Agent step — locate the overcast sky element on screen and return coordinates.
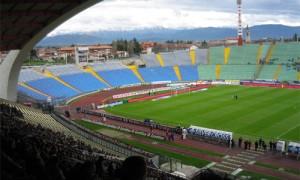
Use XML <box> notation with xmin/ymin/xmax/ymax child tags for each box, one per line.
<box><xmin>49</xmin><ymin>0</ymin><xmax>300</xmax><ymax>36</ymax></box>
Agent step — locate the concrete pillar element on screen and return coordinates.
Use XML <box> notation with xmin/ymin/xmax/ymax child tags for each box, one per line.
<box><xmin>0</xmin><ymin>0</ymin><xmax>100</xmax><ymax>102</ymax></box>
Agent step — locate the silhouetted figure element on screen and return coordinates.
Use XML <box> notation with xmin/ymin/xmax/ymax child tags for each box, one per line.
<box><xmin>120</xmin><ymin>156</ymin><xmax>146</xmax><ymax>180</ymax></box>
<box><xmin>238</xmin><ymin>137</ymin><xmax>243</xmax><ymax>148</ymax></box>
<box><xmin>248</xmin><ymin>140</ymin><xmax>252</xmax><ymax>150</ymax></box>
<box><xmin>273</xmin><ymin>142</ymin><xmax>277</xmax><ymax>151</ymax></box>
<box><xmin>269</xmin><ymin>141</ymin><xmax>273</xmax><ymax>151</ymax></box>
<box><xmin>244</xmin><ymin>140</ymin><xmax>248</xmax><ymax>150</ymax></box>
<box><xmin>263</xmin><ymin>143</ymin><xmax>267</xmax><ymax>151</ymax></box>
<box><xmin>259</xmin><ymin>138</ymin><xmax>263</xmax><ymax>148</ymax></box>
<box><xmin>255</xmin><ymin>141</ymin><xmax>258</xmax><ymax>151</ymax></box>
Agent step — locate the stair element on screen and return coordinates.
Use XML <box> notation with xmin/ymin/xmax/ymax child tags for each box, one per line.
<box><xmin>273</xmin><ymin>64</ymin><xmax>282</xmax><ymax>80</ymax></box>
<box><xmin>215</xmin><ymin>64</ymin><xmax>221</xmax><ymax>80</ymax></box>
<box><xmin>189</xmin><ymin>49</ymin><xmax>196</xmax><ymax>65</ymax></box>
<box><xmin>256</xmin><ymin>43</ymin><xmax>263</xmax><ymax>64</ymax></box>
<box><xmin>42</xmin><ymin>69</ymin><xmax>81</xmax><ymax>93</ymax></box>
<box><xmin>173</xmin><ymin>65</ymin><xmax>182</xmax><ymax>81</ymax></box>
<box><xmin>156</xmin><ymin>53</ymin><xmax>165</xmax><ymax>67</ymax></box>
<box><xmin>224</xmin><ymin>47</ymin><xmax>231</xmax><ymax>64</ymax></box>
<box><xmin>265</xmin><ymin>42</ymin><xmax>276</xmax><ymax>64</ymax></box>
<box><xmin>127</xmin><ymin>65</ymin><xmax>145</xmax><ymax>83</ymax></box>
<box><xmin>210</xmin><ymin>166</ymin><xmax>232</xmax><ymax>174</ymax></box>
<box><xmin>80</xmin><ymin>65</ymin><xmax>111</xmax><ymax>87</ymax></box>
<box><xmin>18</xmin><ymin>82</ymin><xmax>51</xmax><ymax>98</ymax></box>
<box><xmin>254</xmin><ymin>64</ymin><xmax>263</xmax><ymax>80</ymax></box>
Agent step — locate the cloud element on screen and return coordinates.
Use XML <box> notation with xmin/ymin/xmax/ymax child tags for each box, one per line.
<box><xmin>49</xmin><ymin>0</ymin><xmax>300</xmax><ymax>36</ymax></box>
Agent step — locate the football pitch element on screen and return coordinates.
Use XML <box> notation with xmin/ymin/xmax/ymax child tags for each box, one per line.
<box><xmin>105</xmin><ymin>86</ymin><xmax>300</xmax><ymax>141</ymax></box>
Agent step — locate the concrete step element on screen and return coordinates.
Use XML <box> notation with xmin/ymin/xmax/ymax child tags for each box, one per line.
<box><xmin>215</xmin><ymin>163</ymin><xmax>237</xmax><ymax>171</ymax></box>
<box><xmin>231</xmin><ymin>156</ymin><xmax>251</xmax><ymax>162</ymax></box>
<box><xmin>225</xmin><ymin>158</ymin><xmax>246</xmax><ymax>165</ymax></box>
<box><xmin>210</xmin><ymin>167</ymin><xmax>232</xmax><ymax>174</ymax></box>
<box><xmin>240</xmin><ymin>151</ymin><xmax>260</xmax><ymax>157</ymax></box>
<box><xmin>237</xmin><ymin>153</ymin><xmax>256</xmax><ymax>160</ymax></box>
<box><xmin>221</xmin><ymin>161</ymin><xmax>242</xmax><ymax>168</ymax></box>
<box><xmin>231</xmin><ymin>168</ymin><xmax>243</xmax><ymax>176</ymax></box>
<box><xmin>246</xmin><ymin>149</ymin><xmax>265</xmax><ymax>155</ymax></box>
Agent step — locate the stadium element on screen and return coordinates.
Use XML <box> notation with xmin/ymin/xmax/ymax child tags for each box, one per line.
<box><xmin>1</xmin><ymin>0</ymin><xmax>300</xmax><ymax>180</ymax></box>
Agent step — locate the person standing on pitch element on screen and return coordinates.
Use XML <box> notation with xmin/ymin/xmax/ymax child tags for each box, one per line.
<box><xmin>255</xmin><ymin>140</ymin><xmax>258</xmax><ymax>151</ymax></box>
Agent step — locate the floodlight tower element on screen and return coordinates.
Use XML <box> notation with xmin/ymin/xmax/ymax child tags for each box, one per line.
<box><xmin>237</xmin><ymin>0</ymin><xmax>243</xmax><ymax>46</ymax></box>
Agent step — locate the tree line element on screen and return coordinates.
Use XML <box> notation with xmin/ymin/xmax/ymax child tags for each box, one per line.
<box><xmin>112</xmin><ymin>38</ymin><xmax>141</xmax><ymax>56</ymax></box>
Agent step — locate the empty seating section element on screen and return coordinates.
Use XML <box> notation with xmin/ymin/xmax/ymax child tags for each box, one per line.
<box><xmin>18</xmin><ymin>69</ymin><xmax>44</xmax><ymax>82</ymax></box>
<box><xmin>17</xmin><ymin>43</ymin><xmax>299</xmax><ymax>101</ymax></box>
<box><xmin>47</xmin><ymin>64</ymin><xmax>81</xmax><ymax>76</ymax></box>
<box><xmin>195</xmin><ymin>49</ymin><xmax>208</xmax><ymax>64</ymax></box>
<box><xmin>258</xmin><ymin>65</ymin><xmax>277</xmax><ymax>80</ymax></box>
<box><xmin>92</xmin><ymin>61</ymin><xmax>126</xmax><ymax>71</ymax></box>
<box><xmin>139</xmin><ymin>66</ymin><xmax>178</xmax><ymax>82</ymax></box>
<box><xmin>229</xmin><ymin>45</ymin><xmax>258</xmax><ymax>64</ymax></box>
<box><xmin>160</xmin><ymin>52</ymin><xmax>176</xmax><ymax>66</ymax></box>
<box><xmin>198</xmin><ymin>65</ymin><xmax>216</xmax><ymax>80</ymax></box>
<box><xmin>141</xmin><ymin>54</ymin><xmax>160</xmax><ymax>67</ymax></box>
<box><xmin>220</xmin><ymin>65</ymin><xmax>256</xmax><ymax>80</ymax></box>
<box><xmin>162</xmin><ymin>50</ymin><xmax>191</xmax><ymax>66</ymax></box>
<box><xmin>18</xmin><ymin>85</ymin><xmax>48</xmax><ymax>100</ymax></box>
<box><xmin>180</xmin><ymin>65</ymin><xmax>199</xmax><ymax>81</ymax></box>
<box><xmin>279</xmin><ymin>65</ymin><xmax>297</xmax><ymax>81</ymax></box>
<box><xmin>60</xmin><ymin>73</ymin><xmax>107</xmax><ymax>92</ymax></box>
<box><xmin>209</xmin><ymin>46</ymin><xmax>224</xmax><ymax>64</ymax></box>
<box><xmin>98</xmin><ymin>69</ymin><xmax>140</xmax><ymax>86</ymax></box>
<box><xmin>27</xmin><ymin>78</ymin><xmax>78</xmax><ymax>98</ymax></box>
<box><xmin>270</xmin><ymin>42</ymin><xmax>300</xmax><ymax>64</ymax></box>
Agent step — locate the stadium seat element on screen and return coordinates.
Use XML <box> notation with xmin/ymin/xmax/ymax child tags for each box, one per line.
<box><xmin>219</xmin><ymin>65</ymin><xmax>256</xmax><ymax>80</ymax></box>
<box><xmin>270</xmin><ymin>42</ymin><xmax>300</xmax><ymax>64</ymax></box>
<box><xmin>195</xmin><ymin>49</ymin><xmax>208</xmax><ymax>64</ymax></box>
<box><xmin>27</xmin><ymin>78</ymin><xmax>78</xmax><ymax>99</ymax></box>
<box><xmin>60</xmin><ymin>73</ymin><xmax>108</xmax><ymax>92</ymax></box>
<box><xmin>209</xmin><ymin>46</ymin><xmax>224</xmax><ymax>64</ymax></box>
<box><xmin>180</xmin><ymin>65</ymin><xmax>199</xmax><ymax>81</ymax></box>
<box><xmin>198</xmin><ymin>65</ymin><xmax>216</xmax><ymax>80</ymax></box>
<box><xmin>228</xmin><ymin>44</ymin><xmax>259</xmax><ymax>64</ymax></box>
<box><xmin>17</xmin><ymin>85</ymin><xmax>48</xmax><ymax>100</ymax></box>
<box><xmin>97</xmin><ymin>69</ymin><xmax>141</xmax><ymax>87</ymax></box>
<box><xmin>141</xmin><ymin>53</ymin><xmax>161</xmax><ymax>67</ymax></box>
<box><xmin>258</xmin><ymin>65</ymin><xmax>277</xmax><ymax>80</ymax></box>
<box><xmin>138</xmin><ymin>66</ymin><xmax>178</xmax><ymax>82</ymax></box>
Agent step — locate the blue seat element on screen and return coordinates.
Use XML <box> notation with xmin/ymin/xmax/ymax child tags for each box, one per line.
<box><xmin>180</xmin><ymin>65</ymin><xmax>199</xmax><ymax>81</ymax></box>
<box><xmin>27</xmin><ymin>78</ymin><xmax>78</xmax><ymax>99</ymax></box>
<box><xmin>139</xmin><ymin>66</ymin><xmax>178</xmax><ymax>82</ymax></box>
<box><xmin>60</xmin><ymin>73</ymin><xmax>107</xmax><ymax>92</ymax></box>
<box><xmin>18</xmin><ymin>85</ymin><xmax>48</xmax><ymax>100</ymax></box>
<box><xmin>98</xmin><ymin>69</ymin><xmax>140</xmax><ymax>87</ymax></box>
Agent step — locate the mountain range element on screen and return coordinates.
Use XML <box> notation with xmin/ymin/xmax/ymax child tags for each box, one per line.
<box><xmin>37</xmin><ymin>25</ymin><xmax>300</xmax><ymax>47</ymax></box>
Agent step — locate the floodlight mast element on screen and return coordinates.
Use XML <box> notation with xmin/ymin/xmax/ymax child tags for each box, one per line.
<box><xmin>237</xmin><ymin>0</ymin><xmax>243</xmax><ymax>46</ymax></box>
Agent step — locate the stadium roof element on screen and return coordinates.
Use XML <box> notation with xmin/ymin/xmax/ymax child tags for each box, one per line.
<box><xmin>0</xmin><ymin>0</ymin><xmax>100</xmax><ymax>51</ymax></box>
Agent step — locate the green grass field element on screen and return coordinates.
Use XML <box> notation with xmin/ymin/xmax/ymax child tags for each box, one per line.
<box><xmin>106</xmin><ymin>86</ymin><xmax>300</xmax><ymax>141</ymax></box>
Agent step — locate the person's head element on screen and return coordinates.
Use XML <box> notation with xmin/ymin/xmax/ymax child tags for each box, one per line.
<box><xmin>121</xmin><ymin>156</ymin><xmax>147</xmax><ymax>180</ymax></box>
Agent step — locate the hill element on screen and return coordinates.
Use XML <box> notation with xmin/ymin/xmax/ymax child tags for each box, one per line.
<box><xmin>37</xmin><ymin>25</ymin><xmax>300</xmax><ymax>46</ymax></box>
